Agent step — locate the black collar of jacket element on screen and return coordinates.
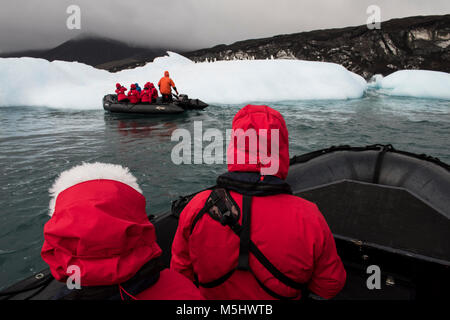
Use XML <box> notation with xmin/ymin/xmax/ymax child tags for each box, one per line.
<box><xmin>216</xmin><ymin>172</ymin><xmax>293</xmax><ymax>196</ymax></box>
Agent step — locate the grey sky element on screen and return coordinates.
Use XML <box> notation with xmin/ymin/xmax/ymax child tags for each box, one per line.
<box><xmin>0</xmin><ymin>0</ymin><xmax>449</xmax><ymax>53</ymax></box>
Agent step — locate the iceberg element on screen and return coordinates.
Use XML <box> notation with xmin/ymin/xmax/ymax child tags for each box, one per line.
<box><xmin>0</xmin><ymin>52</ymin><xmax>367</xmax><ymax>109</ymax></box>
<box><xmin>370</xmin><ymin>70</ymin><xmax>450</xmax><ymax>100</ymax></box>
<box><xmin>1</xmin><ymin>52</ymin><xmax>448</xmax><ymax>109</ymax></box>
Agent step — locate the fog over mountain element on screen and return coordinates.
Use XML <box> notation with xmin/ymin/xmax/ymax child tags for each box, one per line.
<box><xmin>0</xmin><ymin>0</ymin><xmax>449</xmax><ymax>53</ymax></box>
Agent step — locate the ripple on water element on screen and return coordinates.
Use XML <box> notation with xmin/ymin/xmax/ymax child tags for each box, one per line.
<box><xmin>0</xmin><ymin>95</ymin><xmax>449</xmax><ymax>289</ymax></box>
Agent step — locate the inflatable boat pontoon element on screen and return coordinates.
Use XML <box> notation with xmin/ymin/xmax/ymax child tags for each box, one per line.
<box><xmin>1</xmin><ymin>144</ymin><xmax>448</xmax><ymax>300</ymax></box>
<box><xmin>103</xmin><ymin>94</ymin><xmax>208</xmax><ymax>115</ymax></box>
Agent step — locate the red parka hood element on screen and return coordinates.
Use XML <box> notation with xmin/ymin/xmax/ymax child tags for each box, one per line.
<box><xmin>227</xmin><ymin>105</ymin><xmax>290</xmax><ymax>180</ymax></box>
<box><xmin>41</xmin><ymin>163</ymin><xmax>162</xmax><ymax>286</ymax></box>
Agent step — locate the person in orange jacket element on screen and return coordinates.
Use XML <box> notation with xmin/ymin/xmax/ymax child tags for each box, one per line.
<box><xmin>41</xmin><ymin>162</ymin><xmax>204</xmax><ymax>300</ymax></box>
<box><xmin>158</xmin><ymin>71</ymin><xmax>178</xmax><ymax>103</ymax></box>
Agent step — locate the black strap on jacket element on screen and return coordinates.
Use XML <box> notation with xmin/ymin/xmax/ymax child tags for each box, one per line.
<box><xmin>190</xmin><ymin>188</ymin><xmax>241</xmax><ymax>235</ymax></box>
<box><xmin>238</xmin><ymin>195</ymin><xmax>252</xmax><ymax>270</ymax></box>
<box><xmin>190</xmin><ymin>186</ymin><xmax>309</xmax><ymax>300</ymax></box>
<box><xmin>194</xmin><ymin>269</ymin><xmax>235</xmax><ymax>289</ymax></box>
<box><xmin>249</xmin><ymin>242</ymin><xmax>307</xmax><ymax>291</ymax></box>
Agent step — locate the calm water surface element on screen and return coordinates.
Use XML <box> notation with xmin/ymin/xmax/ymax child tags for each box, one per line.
<box><xmin>1</xmin><ymin>91</ymin><xmax>449</xmax><ymax>289</ymax></box>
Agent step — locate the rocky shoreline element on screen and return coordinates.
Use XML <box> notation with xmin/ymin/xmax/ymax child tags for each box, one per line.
<box><xmin>2</xmin><ymin>15</ymin><xmax>448</xmax><ymax>78</ymax></box>
<box><xmin>184</xmin><ymin>15</ymin><xmax>450</xmax><ymax>79</ymax></box>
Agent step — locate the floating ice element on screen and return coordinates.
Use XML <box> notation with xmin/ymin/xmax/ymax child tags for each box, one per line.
<box><xmin>2</xmin><ymin>53</ymin><xmax>448</xmax><ymax>109</ymax></box>
<box><xmin>370</xmin><ymin>70</ymin><xmax>450</xmax><ymax>100</ymax></box>
<box><xmin>0</xmin><ymin>52</ymin><xmax>367</xmax><ymax>109</ymax></box>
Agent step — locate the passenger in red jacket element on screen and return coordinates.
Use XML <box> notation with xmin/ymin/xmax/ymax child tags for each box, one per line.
<box><xmin>171</xmin><ymin>105</ymin><xmax>346</xmax><ymax>300</ymax></box>
<box><xmin>115</xmin><ymin>83</ymin><xmax>128</xmax><ymax>102</ymax></box>
<box><xmin>141</xmin><ymin>82</ymin><xmax>158</xmax><ymax>104</ymax></box>
<box><xmin>41</xmin><ymin>162</ymin><xmax>203</xmax><ymax>300</ymax></box>
<box><xmin>128</xmin><ymin>84</ymin><xmax>141</xmax><ymax>104</ymax></box>
<box><xmin>149</xmin><ymin>82</ymin><xmax>158</xmax><ymax>102</ymax></box>
<box><xmin>141</xmin><ymin>83</ymin><xmax>152</xmax><ymax>104</ymax></box>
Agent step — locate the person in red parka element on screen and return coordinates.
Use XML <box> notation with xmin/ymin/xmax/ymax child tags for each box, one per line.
<box><xmin>41</xmin><ymin>162</ymin><xmax>203</xmax><ymax>300</ymax></box>
<box><xmin>171</xmin><ymin>105</ymin><xmax>346</xmax><ymax>300</ymax></box>
<box><xmin>128</xmin><ymin>83</ymin><xmax>141</xmax><ymax>104</ymax></box>
<box><xmin>115</xmin><ymin>83</ymin><xmax>128</xmax><ymax>102</ymax></box>
<box><xmin>141</xmin><ymin>82</ymin><xmax>158</xmax><ymax>104</ymax></box>
<box><xmin>149</xmin><ymin>82</ymin><xmax>158</xmax><ymax>102</ymax></box>
<box><xmin>140</xmin><ymin>82</ymin><xmax>152</xmax><ymax>104</ymax></box>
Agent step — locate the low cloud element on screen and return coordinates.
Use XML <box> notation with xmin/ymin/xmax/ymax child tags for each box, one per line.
<box><xmin>0</xmin><ymin>0</ymin><xmax>449</xmax><ymax>53</ymax></box>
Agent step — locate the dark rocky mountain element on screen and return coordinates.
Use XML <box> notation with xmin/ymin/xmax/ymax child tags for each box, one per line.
<box><xmin>2</xmin><ymin>15</ymin><xmax>448</xmax><ymax>77</ymax></box>
<box><xmin>184</xmin><ymin>15</ymin><xmax>450</xmax><ymax>79</ymax></box>
<box><xmin>0</xmin><ymin>35</ymin><xmax>170</xmax><ymax>72</ymax></box>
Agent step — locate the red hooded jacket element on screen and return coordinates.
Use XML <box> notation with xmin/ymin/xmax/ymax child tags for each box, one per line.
<box><xmin>41</xmin><ymin>163</ymin><xmax>203</xmax><ymax>300</ymax></box>
<box><xmin>150</xmin><ymin>84</ymin><xmax>158</xmax><ymax>100</ymax></box>
<box><xmin>171</xmin><ymin>105</ymin><xmax>346</xmax><ymax>300</ymax></box>
<box><xmin>128</xmin><ymin>84</ymin><xmax>141</xmax><ymax>104</ymax></box>
<box><xmin>141</xmin><ymin>83</ymin><xmax>158</xmax><ymax>103</ymax></box>
<box><xmin>141</xmin><ymin>86</ymin><xmax>151</xmax><ymax>103</ymax></box>
<box><xmin>115</xmin><ymin>85</ymin><xmax>128</xmax><ymax>102</ymax></box>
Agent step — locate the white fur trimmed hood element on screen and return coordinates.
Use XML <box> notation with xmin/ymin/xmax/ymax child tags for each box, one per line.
<box><xmin>48</xmin><ymin>162</ymin><xmax>143</xmax><ymax>216</ymax></box>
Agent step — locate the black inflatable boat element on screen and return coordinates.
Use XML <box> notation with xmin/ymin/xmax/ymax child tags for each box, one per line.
<box><xmin>103</xmin><ymin>94</ymin><xmax>208</xmax><ymax>115</ymax></box>
<box><xmin>286</xmin><ymin>144</ymin><xmax>449</xmax><ymax>299</ymax></box>
<box><xmin>1</xmin><ymin>144</ymin><xmax>448</xmax><ymax>300</ymax></box>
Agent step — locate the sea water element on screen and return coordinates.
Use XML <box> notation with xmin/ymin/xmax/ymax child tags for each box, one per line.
<box><xmin>0</xmin><ymin>91</ymin><xmax>449</xmax><ymax>289</ymax></box>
